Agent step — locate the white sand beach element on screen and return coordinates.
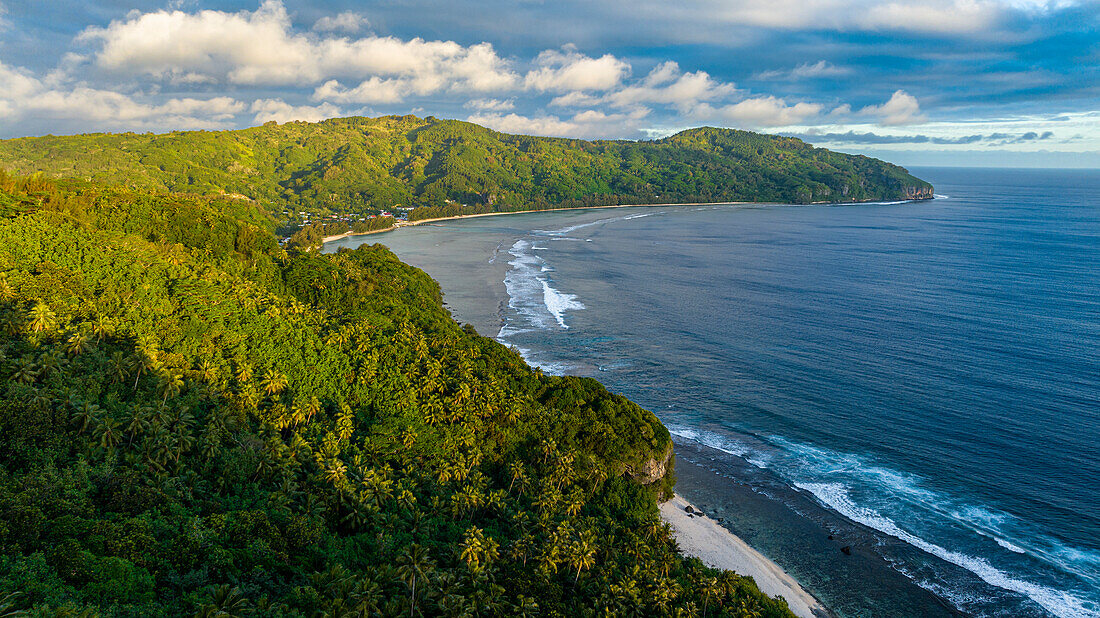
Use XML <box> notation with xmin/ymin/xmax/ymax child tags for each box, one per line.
<box><xmin>660</xmin><ymin>494</ymin><xmax>829</xmax><ymax>618</ymax></box>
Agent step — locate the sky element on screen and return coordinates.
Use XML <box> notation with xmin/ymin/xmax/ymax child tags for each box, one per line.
<box><xmin>1</xmin><ymin>0</ymin><xmax>1098</xmax><ymax>167</ymax></box>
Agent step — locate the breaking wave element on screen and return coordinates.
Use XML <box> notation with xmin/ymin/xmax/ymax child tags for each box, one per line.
<box><xmin>670</xmin><ymin>426</ymin><xmax>1100</xmax><ymax>618</ymax></box>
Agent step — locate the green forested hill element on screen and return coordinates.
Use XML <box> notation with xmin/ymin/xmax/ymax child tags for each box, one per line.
<box><xmin>0</xmin><ymin>116</ymin><xmax>932</xmax><ymax>224</ymax></box>
<box><xmin>0</xmin><ymin>171</ymin><xmax>796</xmax><ymax>616</ymax></box>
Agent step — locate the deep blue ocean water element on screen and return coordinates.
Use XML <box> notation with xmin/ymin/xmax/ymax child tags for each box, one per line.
<box><xmin>328</xmin><ymin>167</ymin><xmax>1100</xmax><ymax>617</ymax></box>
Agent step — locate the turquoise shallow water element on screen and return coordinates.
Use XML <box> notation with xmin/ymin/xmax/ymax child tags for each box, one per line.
<box><xmin>326</xmin><ymin>167</ymin><xmax>1100</xmax><ymax>617</ymax></box>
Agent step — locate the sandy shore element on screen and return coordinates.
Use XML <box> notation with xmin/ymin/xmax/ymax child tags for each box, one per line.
<box><xmin>395</xmin><ymin>200</ymin><xmax>753</xmax><ymax>229</ymax></box>
<box><xmin>319</xmin><ymin>226</ymin><xmax>396</xmax><ymax>244</ymax></box>
<box><xmin>660</xmin><ymin>494</ymin><xmax>829</xmax><ymax>618</ymax></box>
<box><xmin>322</xmin><ymin>195</ymin><xmax>922</xmax><ymax>248</ymax></box>
<box><xmin>322</xmin><ymin>200</ymin><xmax>756</xmax><ymax>246</ymax></box>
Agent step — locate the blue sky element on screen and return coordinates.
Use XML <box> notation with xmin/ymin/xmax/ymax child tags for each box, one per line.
<box><xmin>1</xmin><ymin>0</ymin><xmax>1097</xmax><ymax>167</ymax></box>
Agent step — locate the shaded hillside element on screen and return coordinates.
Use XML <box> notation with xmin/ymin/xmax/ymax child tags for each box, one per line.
<box><xmin>0</xmin><ymin>116</ymin><xmax>932</xmax><ymax>224</ymax></box>
<box><xmin>0</xmin><ymin>171</ymin><xmax>796</xmax><ymax>616</ymax></box>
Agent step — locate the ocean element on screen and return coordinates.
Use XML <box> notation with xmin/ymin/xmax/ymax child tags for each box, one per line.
<box><xmin>324</xmin><ymin>167</ymin><xmax>1100</xmax><ymax>617</ymax></box>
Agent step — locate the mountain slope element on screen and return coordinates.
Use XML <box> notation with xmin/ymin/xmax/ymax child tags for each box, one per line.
<box><xmin>0</xmin><ymin>171</ymin><xmax>796</xmax><ymax>616</ymax></box>
<box><xmin>0</xmin><ymin>116</ymin><xmax>932</xmax><ymax>223</ymax></box>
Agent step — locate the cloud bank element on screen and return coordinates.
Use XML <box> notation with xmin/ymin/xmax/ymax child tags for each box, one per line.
<box><xmin>0</xmin><ymin>0</ymin><xmax>1094</xmax><ymax>164</ymax></box>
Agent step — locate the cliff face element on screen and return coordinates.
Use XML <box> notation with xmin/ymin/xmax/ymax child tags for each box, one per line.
<box><xmin>627</xmin><ymin>441</ymin><xmax>674</xmax><ymax>485</ymax></box>
<box><xmin>903</xmin><ymin>185</ymin><xmax>935</xmax><ymax>200</ymax></box>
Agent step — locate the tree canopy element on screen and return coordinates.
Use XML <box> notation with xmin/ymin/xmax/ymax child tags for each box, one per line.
<box><xmin>0</xmin><ymin>116</ymin><xmax>932</xmax><ymax>227</ymax></box>
<box><xmin>0</xmin><ymin>170</ymin><xmax>798</xmax><ymax>617</ymax></box>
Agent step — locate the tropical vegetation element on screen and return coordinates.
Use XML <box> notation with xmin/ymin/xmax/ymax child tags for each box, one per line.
<box><xmin>0</xmin><ymin>170</ymin><xmax>797</xmax><ymax>617</ymax></box>
<box><xmin>0</xmin><ymin>116</ymin><xmax>932</xmax><ymax>230</ymax></box>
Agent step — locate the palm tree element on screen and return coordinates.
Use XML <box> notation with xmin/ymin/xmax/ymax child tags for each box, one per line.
<box><xmin>70</xmin><ymin>399</ymin><xmax>101</xmax><ymax>434</ymax></box>
<box><xmin>701</xmin><ymin>575</ymin><xmax>721</xmax><ymax>618</ymax></box>
<box><xmin>130</xmin><ymin>348</ymin><xmax>160</xmax><ymax>392</ymax></box>
<box><xmin>27</xmin><ymin>301</ymin><xmax>57</xmax><ymax>334</ymax></box>
<box><xmin>171</xmin><ymin>429</ymin><xmax>195</xmax><ymax>464</ymax></box>
<box><xmin>422</xmin><ymin>396</ymin><xmax>444</xmax><ymax>426</ymax></box>
<box><xmin>459</xmin><ymin>526</ymin><xmax>500</xmax><ymax>575</ymax></box>
<box><xmin>568</xmin><ymin>532</ymin><xmax>597</xmax><ymax>583</ymax></box>
<box><xmin>288</xmin><ymin>401</ymin><xmax>307</xmax><ymax>428</ymax></box>
<box><xmin>507</xmin><ymin>462</ymin><xmax>528</xmax><ymax>493</ymax></box>
<box><xmin>197</xmin><ymin>358</ymin><xmax>219</xmax><ymax>385</ymax></box>
<box><xmin>309</xmin><ymin>396</ymin><xmax>323</xmax><ymax>421</ymax></box>
<box><xmin>157</xmin><ymin>371</ymin><xmax>184</xmax><ymax>403</ymax></box>
<box><xmin>94</xmin><ymin>415</ymin><xmax>122</xmax><ymax>455</ymax></box>
<box><xmin>564</xmin><ymin>487</ymin><xmax>585</xmax><ymax>516</ymax></box>
<box><xmin>90</xmin><ymin>316</ymin><xmax>115</xmax><ymax>342</ymax></box>
<box><xmin>260</xmin><ymin>368</ymin><xmax>287</xmax><ymax>397</ymax></box>
<box><xmin>335</xmin><ymin>406</ymin><xmax>354</xmax><ymax>442</ymax></box>
<box><xmin>396</xmin><ymin>544</ymin><xmax>434</xmax><ymax>617</ymax></box>
<box><xmin>135</xmin><ymin>335</ymin><xmax>160</xmax><ymax>365</ymax></box>
<box><xmin>65</xmin><ymin>331</ymin><xmax>93</xmax><ymax>356</ymax></box>
<box><xmin>125</xmin><ymin>405</ymin><xmax>152</xmax><ymax>446</ymax></box>
<box><xmin>108</xmin><ymin>350</ymin><xmax>130</xmax><ymax>384</ymax></box>
<box><xmin>195</xmin><ymin>584</ymin><xmax>250</xmax><ymax>618</ymax></box>
<box><xmin>36</xmin><ymin>350</ymin><xmax>66</xmax><ymax>379</ymax></box>
<box><xmin>10</xmin><ymin>355</ymin><xmax>38</xmax><ymax>385</ymax></box>
<box><xmin>323</xmin><ymin>458</ymin><xmax>348</xmax><ymax>487</ymax></box>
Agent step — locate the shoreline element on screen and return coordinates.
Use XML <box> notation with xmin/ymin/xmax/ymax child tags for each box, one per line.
<box><xmin>319</xmin><ymin>226</ymin><xmax>395</xmax><ymax>244</ymax></box>
<box><xmin>321</xmin><ymin>200</ymin><xmax>755</xmax><ymax>246</ymax></box>
<box><xmin>321</xmin><ymin>195</ymin><xmax>929</xmax><ymax>248</ymax></box>
<box><xmin>660</xmin><ymin>493</ymin><xmax>831</xmax><ymax>618</ymax></box>
<box><xmin>329</xmin><ymin>197</ymin><xmax>960</xmax><ymax>617</ymax></box>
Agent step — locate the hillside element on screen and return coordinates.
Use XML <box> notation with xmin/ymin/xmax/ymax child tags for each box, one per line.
<box><xmin>0</xmin><ymin>116</ymin><xmax>932</xmax><ymax>227</ymax></box>
<box><xmin>0</xmin><ymin>171</ymin><xmax>797</xmax><ymax>616</ymax></box>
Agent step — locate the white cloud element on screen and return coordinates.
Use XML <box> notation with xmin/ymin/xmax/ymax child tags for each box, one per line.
<box><xmin>0</xmin><ymin>61</ymin><xmax>245</xmax><ymax>132</ymax></box>
<box><xmin>79</xmin><ymin>1</ymin><xmax>518</xmax><ymax>92</ymax></box>
<box><xmin>250</xmin><ymin>99</ymin><xmax>341</xmax><ymax>124</ymax></box>
<box><xmin>859</xmin><ymin>90</ymin><xmax>926</xmax><ymax>125</ymax></box>
<box><xmin>313</xmin><ymin>78</ymin><xmax>410</xmax><ymax>104</ymax></box>
<box><xmin>695</xmin><ymin>96</ymin><xmax>824</xmax><ymax>127</ymax></box>
<box><xmin>855</xmin><ymin>1</ymin><xmax>1001</xmax><ymax>33</ymax></box>
<box><xmin>606</xmin><ymin>62</ymin><xmax>738</xmax><ymax>111</ymax></box>
<box><xmin>468</xmin><ymin>107</ymin><xmax>649</xmax><ymax>139</ymax></box>
<box><xmin>0</xmin><ymin>62</ymin><xmax>41</xmax><ymax>100</ymax></box>
<box><xmin>524</xmin><ymin>46</ymin><xmax>630</xmax><ymax>92</ymax></box>
<box><xmin>671</xmin><ymin>0</ymin><xmax>1004</xmax><ymax>34</ymax></box>
<box><xmin>757</xmin><ymin>60</ymin><xmax>851</xmax><ymax>80</ymax></box>
<box><xmin>313</xmin><ymin>11</ymin><xmax>369</xmax><ymax>33</ymax></box>
<box><xmin>549</xmin><ymin>91</ymin><xmax>603</xmax><ymax>107</ymax></box>
<box><xmin>464</xmin><ymin>98</ymin><xmax>516</xmax><ymax>111</ymax></box>
<box><xmin>468</xmin><ymin>112</ymin><xmax>581</xmax><ymax>137</ymax></box>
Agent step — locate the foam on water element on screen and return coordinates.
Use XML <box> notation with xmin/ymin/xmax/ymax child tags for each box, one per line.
<box><xmin>540</xmin><ymin>278</ymin><xmax>584</xmax><ymax>328</ymax></box>
<box><xmin>506</xmin><ymin>344</ymin><xmax>573</xmax><ymax>375</ymax></box>
<box><xmin>499</xmin><ymin>213</ymin><xmax>669</xmax><ymax>339</ymax></box>
<box><xmin>794</xmin><ymin>481</ymin><xmax>1099</xmax><ymax>618</ymax></box>
<box><xmin>535</xmin><ymin>210</ymin><xmax>662</xmax><ymax>237</ymax></box>
<box><xmin>497</xmin><ymin>239</ymin><xmax>584</xmax><ymax>340</ymax></box>
<box><xmin>672</xmin><ymin>426</ymin><xmax>1100</xmax><ymax>618</ymax></box>
<box><xmin>368</xmin><ymin>172</ymin><xmax>1100</xmax><ymax>616</ymax></box>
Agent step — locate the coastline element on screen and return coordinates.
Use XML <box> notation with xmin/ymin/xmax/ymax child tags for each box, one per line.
<box><xmin>394</xmin><ymin>199</ymin><xmax>755</xmax><ymax>227</ymax></box>
<box><xmin>319</xmin><ymin>226</ymin><xmax>395</xmax><ymax>244</ymax></box>
<box><xmin>329</xmin><ymin>201</ymin><xmax>968</xmax><ymax>618</ymax></box>
<box><xmin>660</xmin><ymin>493</ymin><xmax>830</xmax><ymax>618</ymax></box>
<box><xmin>320</xmin><ymin>200</ymin><xmax>755</xmax><ymax>246</ymax></box>
<box><xmin>320</xmin><ymin>195</ymin><xmax>930</xmax><ymax>248</ymax></box>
